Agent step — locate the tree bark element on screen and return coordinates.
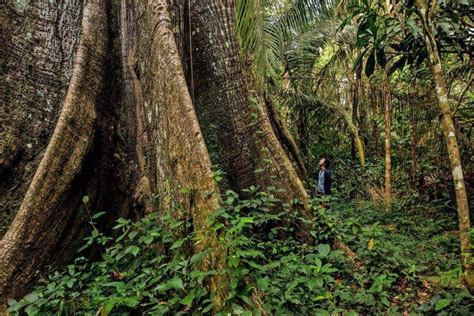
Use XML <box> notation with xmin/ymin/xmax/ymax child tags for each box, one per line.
<box><xmin>346</xmin><ymin>68</ymin><xmax>366</xmax><ymax>167</ymax></box>
<box><xmin>1</xmin><ymin>0</ymin><xmax>85</xmax><ymax>233</ymax></box>
<box><xmin>130</xmin><ymin>0</ymin><xmax>227</xmax><ymax>306</ymax></box>
<box><xmin>189</xmin><ymin>0</ymin><xmax>311</xmax><ymax>222</ymax></box>
<box><xmin>0</xmin><ymin>0</ymin><xmax>109</xmax><ymax>302</ymax></box>
<box><xmin>0</xmin><ymin>0</ymin><xmax>228</xmax><ymax>306</ymax></box>
<box><xmin>415</xmin><ymin>0</ymin><xmax>473</xmax><ymax>292</ymax></box>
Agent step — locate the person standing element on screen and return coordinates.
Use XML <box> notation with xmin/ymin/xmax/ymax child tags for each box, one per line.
<box><xmin>318</xmin><ymin>158</ymin><xmax>332</xmax><ymax>205</ymax></box>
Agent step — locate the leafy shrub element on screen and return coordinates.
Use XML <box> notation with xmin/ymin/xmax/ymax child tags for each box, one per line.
<box><xmin>8</xmin><ymin>188</ymin><xmax>472</xmax><ymax>314</ymax></box>
<box><xmin>8</xmin><ymin>188</ymin><xmax>346</xmax><ymax>315</ymax></box>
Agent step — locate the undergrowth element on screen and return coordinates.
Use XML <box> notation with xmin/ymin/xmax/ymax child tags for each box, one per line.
<box><xmin>8</xmin><ymin>188</ymin><xmax>474</xmax><ymax>315</ymax></box>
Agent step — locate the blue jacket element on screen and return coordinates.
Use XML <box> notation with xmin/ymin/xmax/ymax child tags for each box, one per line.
<box><xmin>318</xmin><ymin>169</ymin><xmax>332</xmax><ymax>195</ymax></box>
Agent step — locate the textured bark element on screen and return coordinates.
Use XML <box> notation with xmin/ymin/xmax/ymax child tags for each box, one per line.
<box><xmin>0</xmin><ymin>0</ymin><xmax>228</xmax><ymax>305</ymax></box>
<box><xmin>130</xmin><ymin>0</ymin><xmax>227</xmax><ymax>306</ymax></box>
<box><xmin>264</xmin><ymin>94</ymin><xmax>308</xmax><ymax>180</ymax></box>
<box><xmin>0</xmin><ymin>0</ymin><xmax>83</xmax><ymax>233</ymax></box>
<box><xmin>416</xmin><ymin>0</ymin><xmax>473</xmax><ymax>292</ymax></box>
<box><xmin>190</xmin><ymin>0</ymin><xmax>310</xmax><ymax>219</ymax></box>
<box><xmin>0</xmin><ymin>0</ymin><xmax>108</xmax><ymax>302</ymax></box>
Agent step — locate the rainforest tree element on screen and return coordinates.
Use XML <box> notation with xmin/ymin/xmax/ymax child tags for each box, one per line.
<box><xmin>0</xmin><ymin>0</ymin><xmax>326</xmax><ymax>306</ymax></box>
<box><xmin>1</xmin><ymin>0</ymin><xmax>472</xmax><ymax>313</ymax></box>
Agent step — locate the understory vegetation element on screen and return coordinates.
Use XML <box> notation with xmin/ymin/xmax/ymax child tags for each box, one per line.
<box><xmin>8</xmin><ymin>184</ymin><xmax>474</xmax><ymax>314</ymax></box>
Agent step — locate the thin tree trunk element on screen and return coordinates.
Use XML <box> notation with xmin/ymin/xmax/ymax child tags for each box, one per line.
<box><xmin>415</xmin><ymin>0</ymin><xmax>473</xmax><ymax>292</ymax></box>
<box><xmin>383</xmin><ymin>73</ymin><xmax>392</xmax><ymax>208</ymax></box>
<box><xmin>411</xmin><ymin>99</ymin><xmax>419</xmax><ymax>185</ymax></box>
<box><xmin>296</xmin><ymin>107</ymin><xmax>309</xmax><ymax>159</ymax></box>
<box><xmin>351</xmin><ymin>69</ymin><xmax>364</xmax><ymax>166</ymax></box>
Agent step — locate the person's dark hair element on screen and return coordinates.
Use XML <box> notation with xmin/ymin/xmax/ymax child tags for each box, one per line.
<box><xmin>323</xmin><ymin>158</ymin><xmax>330</xmax><ymax>169</ymax></box>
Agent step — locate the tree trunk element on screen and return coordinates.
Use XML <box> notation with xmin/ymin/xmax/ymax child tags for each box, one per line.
<box><xmin>411</xmin><ymin>99</ymin><xmax>419</xmax><ymax>185</ymax></box>
<box><xmin>351</xmin><ymin>69</ymin><xmax>365</xmax><ymax>167</ymax></box>
<box><xmin>189</xmin><ymin>0</ymin><xmax>311</xmax><ymax>222</ymax></box>
<box><xmin>1</xmin><ymin>0</ymin><xmax>86</xmax><ymax>234</ymax></box>
<box><xmin>0</xmin><ymin>0</ymin><xmax>109</xmax><ymax>302</ymax></box>
<box><xmin>130</xmin><ymin>0</ymin><xmax>227</xmax><ymax>306</ymax></box>
<box><xmin>383</xmin><ymin>73</ymin><xmax>392</xmax><ymax>208</ymax></box>
<box><xmin>296</xmin><ymin>107</ymin><xmax>309</xmax><ymax>160</ymax></box>
<box><xmin>415</xmin><ymin>0</ymin><xmax>473</xmax><ymax>292</ymax></box>
<box><xmin>0</xmin><ymin>0</ymin><xmax>358</xmax><ymax>307</ymax></box>
<box><xmin>0</xmin><ymin>0</ymin><xmax>227</xmax><ymax>306</ymax></box>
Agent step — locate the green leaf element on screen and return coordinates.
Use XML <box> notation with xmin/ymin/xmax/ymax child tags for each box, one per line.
<box><xmin>202</xmin><ymin>303</ymin><xmax>214</xmax><ymax>313</ymax></box>
<box><xmin>66</xmin><ymin>279</ymin><xmax>74</xmax><ymax>288</ymax></box>
<box><xmin>82</xmin><ymin>196</ymin><xmax>89</xmax><ymax>204</ymax></box>
<box><xmin>318</xmin><ymin>244</ymin><xmax>331</xmax><ymax>258</ymax></box>
<box><xmin>122</xmin><ymin>296</ymin><xmax>140</xmax><ymax>308</ymax></box>
<box><xmin>7</xmin><ymin>300</ymin><xmax>27</xmax><ymax>312</ymax></box>
<box><xmin>257</xmin><ymin>278</ymin><xmax>269</xmax><ymax>290</ymax></box>
<box><xmin>389</xmin><ymin>56</ymin><xmax>406</xmax><ymax>75</ymax></box>
<box><xmin>91</xmin><ymin>211</ymin><xmax>106</xmax><ymax>220</ymax></box>
<box><xmin>365</xmin><ymin>49</ymin><xmax>375</xmax><ymax>77</ymax></box>
<box><xmin>180</xmin><ymin>290</ymin><xmax>195</xmax><ymax>306</ymax></box>
<box><xmin>126</xmin><ymin>245</ymin><xmax>140</xmax><ymax>256</ymax></box>
<box><xmin>229</xmin><ymin>256</ymin><xmax>240</xmax><ymax>268</ymax></box>
<box><xmin>435</xmin><ymin>298</ymin><xmax>451</xmax><ymax>311</ymax></box>
<box><xmin>166</xmin><ymin>277</ymin><xmax>185</xmax><ymax>291</ymax></box>
<box><xmin>23</xmin><ymin>292</ymin><xmax>39</xmax><ymax>304</ymax></box>
<box><xmin>190</xmin><ymin>251</ymin><xmax>207</xmax><ymax>265</ymax></box>
<box><xmin>170</xmin><ymin>239</ymin><xmax>185</xmax><ymax>250</ymax></box>
<box><xmin>352</xmin><ymin>49</ymin><xmax>367</xmax><ymax>72</ymax></box>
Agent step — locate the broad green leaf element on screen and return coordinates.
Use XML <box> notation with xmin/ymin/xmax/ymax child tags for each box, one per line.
<box><xmin>82</xmin><ymin>196</ymin><xmax>89</xmax><ymax>204</ymax></box>
<box><xmin>180</xmin><ymin>291</ymin><xmax>195</xmax><ymax>306</ymax></box>
<box><xmin>126</xmin><ymin>245</ymin><xmax>140</xmax><ymax>256</ymax></box>
<box><xmin>257</xmin><ymin>278</ymin><xmax>269</xmax><ymax>290</ymax></box>
<box><xmin>318</xmin><ymin>244</ymin><xmax>331</xmax><ymax>257</ymax></box>
<box><xmin>23</xmin><ymin>292</ymin><xmax>38</xmax><ymax>304</ymax></box>
<box><xmin>435</xmin><ymin>298</ymin><xmax>451</xmax><ymax>311</ymax></box>
<box><xmin>166</xmin><ymin>277</ymin><xmax>185</xmax><ymax>291</ymax></box>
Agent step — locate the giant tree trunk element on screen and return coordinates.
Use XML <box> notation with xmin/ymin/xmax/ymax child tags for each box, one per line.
<box><xmin>0</xmin><ymin>0</ymin><xmax>354</xmax><ymax>307</ymax></box>
<box><xmin>0</xmin><ymin>0</ymin><xmax>109</xmax><ymax>302</ymax></box>
<box><xmin>0</xmin><ymin>0</ymin><xmax>226</xmax><ymax>306</ymax></box>
<box><xmin>1</xmin><ymin>0</ymin><xmax>86</xmax><ymax>234</ymax></box>
<box><xmin>129</xmin><ymin>0</ymin><xmax>228</xmax><ymax>306</ymax></box>
<box><xmin>415</xmin><ymin>0</ymin><xmax>473</xmax><ymax>292</ymax></box>
<box><xmin>189</xmin><ymin>0</ymin><xmax>311</xmax><ymax>221</ymax></box>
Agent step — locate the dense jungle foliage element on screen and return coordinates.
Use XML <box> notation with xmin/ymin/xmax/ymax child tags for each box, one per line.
<box><xmin>3</xmin><ymin>0</ymin><xmax>473</xmax><ymax>314</ymax></box>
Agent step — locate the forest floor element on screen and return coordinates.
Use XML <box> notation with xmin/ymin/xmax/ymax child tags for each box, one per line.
<box><xmin>7</xmin><ymin>189</ymin><xmax>474</xmax><ymax>315</ymax></box>
<box><xmin>330</xmin><ymin>194</ymin><xmax>473</xmax><ymax>313</ymax></box>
